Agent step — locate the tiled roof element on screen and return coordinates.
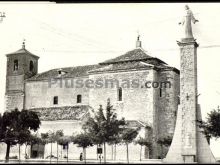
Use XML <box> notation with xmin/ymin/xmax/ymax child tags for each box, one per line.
<box><xmin>28</xmin><ymin>105</ymin><xmax>92</xmax><ymax>121</ymax></box>
<box><xmin>125</xmin><ymin>120</ymin><xmax>146</xmax><ymax>128</ymax></box>
<box><xmin>25</xmin><ymin>47</ymin><xmax>178</xmax><ymax>81</ymax></box>
<box><xmin>26</xmin><ymin>64</ymin><xmax>101</xmax><ymax>81</ymax></box>
<box><xmin>99</xmin><ymin>48</ymin><xmax>166</xmax><ymax>65</ymax></box>
<box><xmin>6</xmin><ymin>48</ymin><xmax>39</xmax><ymax>59</ymax></box>
<box><xmin>89</xmin><ymin>61</ymin><xmax>153</xmax><ymax>73</ymax></box>
<box><xmin>90</xmin><ymin>61</ymin><xmax>179</xmax><ymax>74</ymax></box>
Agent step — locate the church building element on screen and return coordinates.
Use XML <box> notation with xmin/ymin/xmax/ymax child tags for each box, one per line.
<box><xmin>3</xmin><ymin>36</ymin><xmax>180</xmax><ymax>160</ymax></box>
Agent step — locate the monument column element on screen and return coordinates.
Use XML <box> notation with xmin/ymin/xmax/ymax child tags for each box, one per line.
<box><xmin>178</xmin><ymin>39</ymin><xmax>198</xmax><ymax>162</ymax></box>
<box><xmin>178</xmin><ymin>4</ymin><xmax>199</xmax><ymax>162</ymax></box>
<box><xmin>163</xmin><ymin>5</ymin><xmax>216</xmax><ymax>163</ymax></box>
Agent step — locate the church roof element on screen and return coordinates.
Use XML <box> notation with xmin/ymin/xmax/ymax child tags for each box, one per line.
<box><xmin>26</xmin><ymin>64</ymin><xmax>101</xmax><ymax>81</ymax></box>
<box><xmin>26</xmin><ymin>47</ymin><xmax>179</xmax><ymax>82</ymax></box>
<box><xmin>6</xmin><ymin>48</ymin><xmax>39</xmax><ymax>59</ymax></box>
<box><xmin>99</xmin><ymin>48</ymin><xmax>167</xmax><ymax>65</ymax></box>
<box><xmin>90</xmin><ymin>59</ymin><xmax>178</xmax><ymax>74</ymax></box>
<box><xmin>28</xmin><ymin>105</ymin><xmax>92</xmax><ymax>121</ymax></box>
<box><xmin>125</xmin><ymin>120</ymin><xmax>145</xmax><ymax>128</ymax></box>
<box><xmin>89</xmin><ymin>61</ymin><xmax>153</xmax><ymax>73</ymax></box>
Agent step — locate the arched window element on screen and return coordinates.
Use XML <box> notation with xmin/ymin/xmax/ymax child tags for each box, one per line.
<box><xmin>77</xmin><ymin>95</ymin><xmax>82</xmax><ymax>103</ymax></box>
<box><xmin>118</xmin><ymin>87</ymin><xmax>122</xmax><ymax>101</ymax></box>
<box><xmin>30</xmin><ymin>60</ymin><xmax>34</xmax><ymax>72</ymax></box>
<box><xmin>53</xmin><ymin>96</ymin><xmax>58</xmax><ymax>105</ymax></box>
<box><xmin>14</xmin><ymin>59</ymin><xmax>18</xmax><ymax>71</ymax></box>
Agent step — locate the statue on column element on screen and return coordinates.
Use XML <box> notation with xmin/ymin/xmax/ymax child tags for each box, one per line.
<box><xmin>179</xmin><ymin>5</ymin><xmax>199</xmax><ymax>40</ymax></box>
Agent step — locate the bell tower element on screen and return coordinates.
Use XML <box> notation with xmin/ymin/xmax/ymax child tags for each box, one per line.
<box><xmin>5</xmin><ymin>41</ymin><xmax>39</xmax><ymax>111</ymax></box>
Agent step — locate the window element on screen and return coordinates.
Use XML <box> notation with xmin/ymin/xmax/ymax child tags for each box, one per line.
<box><xmin>77</xmin><ymin>95</ymin><xmax>82</xmax><ymax>103</ymax></box>
<box><xmin>118</xmin><ymin>87</ymin><xmax>122</xmax><ymax>101</ymax></box>
<box><xmin>14</xmin><ymin>60</ymin><xmax>18</xmax><ymax>71</ymax></box>
<box><xmin>30</xmin><ymin>60</ymin><xmax>34</xmax><ymax>72</ymax></box>
<box><xmin>53</xmin><ymin>96</ymin><xmax>58</xmax><ymax>105</ymax></box>
<box><xmin>159</xmin><ymin>88</ymin><xmax>162</xmax><ymax>97</ymax></box>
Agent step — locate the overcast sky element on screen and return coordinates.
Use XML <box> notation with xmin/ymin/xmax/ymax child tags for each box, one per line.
<box><xmin>0</xmin><ymin>2</ymin><xmax>220</xmax><ymax>157</ymax></box>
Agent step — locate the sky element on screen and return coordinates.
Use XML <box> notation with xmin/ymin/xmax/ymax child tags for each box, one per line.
<box><xmin>0</xmin><ymin>2</ymin><xmax>220</xmax><ymax>157</ymax></box>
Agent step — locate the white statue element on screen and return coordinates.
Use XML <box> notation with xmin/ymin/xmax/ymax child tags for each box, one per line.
<box><xmin>179</xmin><ymin>5</ymin><xmax>199</xmax><ymax>39</ymax></box>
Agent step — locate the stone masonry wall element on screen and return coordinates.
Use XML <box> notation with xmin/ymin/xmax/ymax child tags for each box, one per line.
<box><xmin>88</xmin><ymin>69</ymin><xmax>155</xmax><ymax>125</ymax></box>
<box><xmin>5</xmin><ymin>92</ymin><xmax>24</xmax><ymax>111</ymax></box>
<box><xmin>24</xmin><ymin>77</ymin><xmax>89</xmax><ymax>109</ymax></box>
<box><xmin>157</xmin><ymin>70</ymin><xmax>180</xmax><ymax>158</ymax></box>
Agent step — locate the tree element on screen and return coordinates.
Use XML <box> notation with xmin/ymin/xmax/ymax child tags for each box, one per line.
<box><xmin>17</xmin><ymin>129</ymin><xmax>31</xmax><ymax>162</ymax></box>
<box><xmin>121</xmin><ymin>128</ymin><xmax>139</xmax><ymax>164</ymax></box>
<box><xmin>83</xmin><ymin>98</ymin><xmax>125</xmax><ymax>163</ymax></box>
<box><xmin>72</xmin><ymin>133</ymin><xmax>93</xmax><ymax>164</ymax></box>
<box><xmin>1</xmin><ymin>108</ymin><xmax>41</xmax><ymax>162</ymax></box>
<box><xmin>107</xmin><ymin>135</ymin><xmax>122</xmax><ymax>161</ymax></box>
<box><xmin>47</xmin><ymin>130</ymin><xmax>56</xmax><ymax>164</ymax></box>
<box><xmin>157</xmin><ymin>136</ymin><xmax>172</xmax><ymax>159</ymax></box>
<box><xmin>24</xmin><ymin>133</ymin><xmax>43</xmax><ymax>159</ymax></box>
<box><xmin>198</xmin><ymin>106</ymin><xmax>220</xmax><ymax>142</ymax></box>
<box><xmin>135</xmin><ymin>137</ymin><xmax>152</xmax><ymax>161</ymax></box>
<box><xmin>54</xmin><ymin>130</ymin><xmax>64</xmax><ymax>163</ymax></box>
<box><xmin>57</xmin><ymin>136</ymin><xmax>71</xmax><ymax>163</ymax></box>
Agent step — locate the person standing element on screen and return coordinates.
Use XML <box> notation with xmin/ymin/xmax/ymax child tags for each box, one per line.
<box><xmin>80</xmin><ymin>153</ymin><xmax>83</xmax><ymax>161</ymax></box>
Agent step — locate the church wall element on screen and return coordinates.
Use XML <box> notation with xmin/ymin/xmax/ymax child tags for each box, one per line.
<box><xmin>88</xmin><ymin>69</ymin><xmax>155</xmax><ymax>125</ymax></box>
<box><xmin>7</xmin><ymin>75</ymin><xmax>25</xmax><ymax>92</ymax></box>
<box><xmin>157</xmin><ymin>70</ymin><xmax>180</xmax><ymax>138</ymax></box>
<box><xmin>24</xmin><ymin>77</ymin><xmax>89</xmax><ymax>109</ymax></box>
<box><xmin>156</xmin><ymin>70</ymin><xmax>180</xmax><ymax>158</ymax></box>
<box><xmin>151</xmin><ymin>69</ymin><xmax>160</xmax><ymax>158</ymax></box>
<box><xmin>5</xmin><ymin>93</ymin><xmax>24</xmax><ymax>111</ymax></box>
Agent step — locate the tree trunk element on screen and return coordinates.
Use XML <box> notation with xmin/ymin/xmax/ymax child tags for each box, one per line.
<box><xmin>5</xmin><ymin>142</ymin><xmax>10</xmax><ymax>162</ymax></box>
<box><xmin>37</xmin><ymin>143</ymin><xmax>39</xmax><ymax>158</ymax></box>
<box><xmin>19</xmin><ymin>144</ymin><xmax>21</xmax><ymax>163</ymax></box>
<box><xmin>25</xmin><ymin>143</ymin><xmax>27</xmax><ymax>159</ymax></box>
<box><xmin>61</xmin><ymin>145</ymin><xmax>62</xmax><ymax>159</ymax></box>
<box><xmin>50</xmin><ymin>142</ymin><xmax>52</xmax><ymax>164</ymax></box>
<box><xmin>140</xmin><ymin>145</ymin><xmax>142</xmax><ymax>161</ymax></box>
<box><xmin>126</xmin><ymin>143</ymin><xmax>129</xmax><ymax>164</ymax></box>
<box><xmin>67</xmin><ymin>144</ymin><xmax>68</xmax><ymax>163</ymax></box>
<box><xmin>57</xmin><ymin>143</ymin><xmax>58</xmax><ymax>164</ymax></box>
<box><xmin>114</xmin><ymin>144</ymin><xmax>116</xmax><ymax>161</ymax></box>
<box><xmin>111</xmin><ymin>145</ymin><xmax>113</xmax><ymax>160</ymax></box>
<box><xmin>104</xmin><ymin>142</ymin><xmax>106</xmax><ymax>164</ymax></box>
<box><xmin>97</xmin><ymin>145</ymin><xmax>98</xmax><ymax>160</ymax></box>
<box><xmin>83</xmin><ymin>147</ymin><xmax>86</xmax><ymax>164</ymax></box>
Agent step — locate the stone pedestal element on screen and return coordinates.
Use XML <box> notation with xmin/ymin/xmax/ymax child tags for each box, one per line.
<box><xmin>163</xmin><ymin>104</ymin><xmax>216</xmax><ymax>163</ymax></box>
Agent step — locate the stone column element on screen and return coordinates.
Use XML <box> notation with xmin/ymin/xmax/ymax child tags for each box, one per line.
<box><xmin>178</xmin><ymin>40</ymin><xmax>198</xmax><ymax>162</ymax></box>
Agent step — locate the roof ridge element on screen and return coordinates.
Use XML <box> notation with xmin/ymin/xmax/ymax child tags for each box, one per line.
<box><xmin>26</xmin><ymin>64</ymin><xmax>100</xmax><ymax>81</ymax></box>
<box><xmin>100</xmin><ymin>48</ymin><xmax>153</xmax><ymax>65</ymax></box>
